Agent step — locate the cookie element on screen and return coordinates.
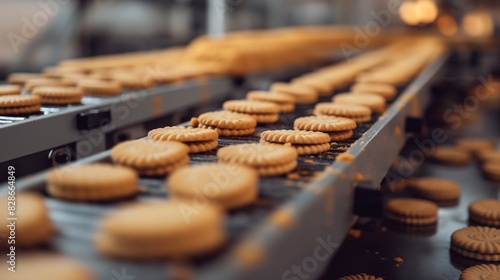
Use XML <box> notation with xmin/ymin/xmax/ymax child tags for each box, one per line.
<box><xmin>483</xmin><ymin>162</ymin><xmax>500</xmax><ymax>181</ymax></box>
<box><xmin>111</xmin><ymin>140</ymin><xmax>190</xmax><ymax>175</ymax></box>
<box><xmin>198</xmin><ymin>111</ymin><xmax>257</xmax><ymax>129</ymax></box>
<box><xmin>313</xmin><ymin>103</ymin><xmax>372</xmax><ymax>123</ymax></box>
<box><xmin>0</xmin><ymin>253</ymin><xmax>95</xmax><ymax>280</ymax></box>
<box><xmin>333</xmin><ymin>93</ymin><xmax>386</xmax><ymax>113</ymax></box>
<box><xmin>168</xmin><ymin>163</ymin><xmax>258</xmax><ymax>209</ymax></box>
<box><xmin>32</xmin><ymin>86</ymin><xmax>83</xmax><ymax>105</ymax></box>
<box><xmin>96</xmin><ymin>201</ymin><xmax>225</xmax><ymax>259</ymax></box>
<box><xmin>47</xmin><ymin>163</ymin><xmax>138</xmax><ymax>201</ymax></box>
<box><xmin>385</xmin><ymin>198</ymin><xmax>438</xmax><ymax>225</ymax></box>
<box><xmin>456</xmin><ymin>138</ymin><xmax>495</xmax><ymax>156</ymax></box>
<box><xmin>7</xmin><ymin>72</ymin><xmax>41</xmax><ymax>85</ymax></box>
<box><xmin>430</xmin><ymin>146</ymin><xmax>471</xmax><ymax>166</ymax></box>
<box><xmin>260</xmin><ymin>139</ymin><xmax>330</xmax><ymax>155</ymax></box>
<box><xmin>200</xmin><ymin>125</ymin><xmax>256</xmax><ymax>137</ymax></box>
<box><xmin>260</xmin><ymin>130</ymin><xmax>330</xmax><ymax>145</ymax></box>
<box><xmin>25</xmin><ymin>78</ymin><xmax>73</xmax><ymax>92</ymax></box>
<box><xmin>223</xmin><ymin>100</ymin><xmax>280</xmax><ymax>114</ymax></box>
<box><xmin>479</xmin><ymin>151</ymin><xmax>500</xmax><ymax>163</ymax></box>
<box><xmin>0</xmin><ymin>84</ymin><xmax>21</xmax><ymax>96</ymax></box>
<box><xmin>270</xmin><ymin>82</ymin><xmax>318</xmax><ymax>104</ymax></box>
<box><xmin>246</xmin><ymin>91</ymin><xmax>295</xmax><ymax>113</ymax></box>
<box><xmin>185</xmin><ymin>140</ymin><xmax>219</xmax><ymax>153</ymax></box>
<box><xmin>406</xmin><ymin>177</ymin><xmax>461</xmax><ymax>201</ymax></box>
<box><xmin>292</xmin><ymin>77</ymin><xmax>333</xmax><ymax>96</ymax></box>
<box><xmin>77</xmin><ymin>79</ymin><xmax>122</xmax><ymax>96</ymax></box>
<box><xmin>0</xmin><ymin>192</ymin><xmax>53</xmax><ymax>248</ymax></box>
<box><xmin>294</xmin><ymin>116</ymin><xmax>357</xmax><ymax>132</ymax></box>
<box><xmin>0</xmin><ymin>95</ymin><xmax>41</xmax><ymax>115</ymax></box>
<box><xmin>338</xmin><ymin>273</ymin><xmax>383</xmax><ymax>280</ymax></box>
<box><xmin>469</xmin><ymin>199</ymin><xmax>500</xmax><ymax>227</ymax></box>
<box><xmin>328</xmin><ymin>130</ymin><xmax>354</xmax><ymax>141</ymax></box>
<box><xmin>148</xmin><ymin>126</ymin><xmax>218</xmax><ymax>142</ymax></box>
<box><xmin>246</xmin><ymin>112</ymin><xmax>280</xmax><ymax>123</ymax></box>
<box><xmin>110</xmin><ymin>72</ymin><xmax>154</xmax><ymax>89</ymax></box>
<box><xmin>351</xmin><ymin>83</ymin><xmax>397</xmax><ymax>100</ymax></box>
<box><xmin>460</xmin><ymin>264</ymin><xmax>500</xmax><ymax>280</ymax></box>
<box><xmin>217</xmin><ymin>143</ymin><xmax>298</xmax><ymax>176</ymax></box>
<box><xmin>451</xmin><ymin>226</ymin><xmax>500</xmax><ymax>261</ymax></box>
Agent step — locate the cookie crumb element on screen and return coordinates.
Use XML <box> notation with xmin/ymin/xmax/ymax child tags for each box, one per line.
<box><xmin>348</xmin><ymin>229</ymin><xmax>362</xmax><ymax>238</ymax></box>
<box><xmin>354</xmin><ymin>172</ymin><xmax>364</xmax><ymax>182</ymax></box>
<box><xmin>337</xmin><ymin>153</ymin><xmax>354</xmax><ymax>162</ymax></box>
<box><xmin>394</xmin><ymin>257</ymin><xmax>404</xmax><ymax>264</ymax></box>
<box><xmin>189</xmin><ymin>117</ymin><xmax>199</xmax><ymax>127</ymax></box>
<box><xmin>287</xmin><ymin>173</ymin><xmax>300</xmax><ymax>180</ymax></box>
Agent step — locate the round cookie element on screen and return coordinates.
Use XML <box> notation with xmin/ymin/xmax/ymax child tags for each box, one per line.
<box><xmin>430</xmin><ymin>146</ymin><xmax>471</xmax><ymax>166</ymax></box>
<box><xmin>25</xmin><ymin>78</ymin><xmax>73</xmax><ymax>92</ymax></box>
<box><xmin>292</xmin><ymin>77</ymin><xmax>333</xmax><ymax>96</ymax></box>
<box><xmin>479</xmin><ymin>151</ymin><xmax>500</xmax><ymax>164</ymax></box>
<box><xmin>260</xmin><ymin>140</ymin><xmax>330</xmax><ymax>156</ymax></box>
<box><xmin>0</xmin><ymin>95</ymin><xmax>41</xmax><ymax>115</ymax></box>
<box><xmin>185</xmin><ymin>140</ymin><xmax>219</xmax><ymax>153</ymax></box>
<box><xmin>200</xmin><ymin>125</ymin><xmax>256</xmax><ymax>137</ymax></box>
<box><xmin>270</xmin><ymin>82</ymin><xmax>318</xmax><ymax>104</ymax></box>
<box><xmin>456</xmin><ymin>138</ymin><xmax>495</xmax><ymax>156</ymax></box>
<box><xmin>223</xmin><ymin>100</ymin><xmax>280</xmax><ymax>114</ymax></box>
<box><xmin>482</xmin><ymin>162</ymin><xmax>500</xmax><ymax>181</ymax></box>
<box><xmin>47</xmin><ymin>163</ymin><xmax>138</xmax><ymax>201</ymax></box>
<box><xmin>0</xmin><ymin>84</ymin><xmax>21</xmax><ymax>96</ymax></box>
<box><xmin>333</xmin><ymin>93</ymin><xmax>386</xmax><ymax>113</ymax></box>
<box><xmin>0</xmin><ymin>192</ymin><xmax>53</xmax><ymax>248</ymax></box>
<box><xmin>32</xmin><ymin>86</ymin><xmax>83</xmax><ymax>105</ymax></box>
<box><xmin>77</xmin><ymin>79</ymin><xmax>122</xmax><ymax>96</ymax></box>
<box><xmin>460</xmin><ymin>264</ymin><xmax>500</xmax><ymax>280</ymax></box>
<box><xmin>350</xmin><ymin>83</ymin><xmax>397</xmax><ymax>100</ymax></box>
<box><xmin>294</xmin><ymin>116</ymin><xmax>357</xmax><ymax>132</ymax></box>
<box><xmin>168</xmin><ymin>163</ymin><xmax>258</xmax><ymax>209</ymax></box>
<box><xmin>469</xmin><ymin>199</ymin><xmax>500</xmax><ymax>227</ymax></box>
<box><xmin>338</xmin><ymin>273</ymin><xmax>383</xmax><ymax>280</ymax></box>
<box><xmin>7</xmin><ymin>72</ymin><xmax>40</xmax><ymax>85</ymax></box>
<box><xmin>451</xmin><ymin>226</ymin><xmax>500</xmax><ymax>261</ymax></box>
<box><xmin>260</xmin><ymin>130</ymin><xmax>330</xmax><ymax>145</ymax></box>
<box><xmin>313</xmin><ymin>103</ymin><xmax>372</xmax><ymax>123</ymax></box>
<box><xmin>385</xmin><ymin>198</ymin><xmax>438</xmax><ymax>225</ymax></box>
<box><xmin>406</xmin><ymin>177</ymin><xmax>461</xmax><ymax>201</ymax></box>
<box><xmin>247</xmin><ymin>90</ymin><xmax>295</xmax><ymax>104</ymax></box>
<box><xmin>246</xmin><ymin>113</ymin><xmax>280</xmax><ymax>123</ymax></box>
<box><xmin>328</xmin><ymin>130</ymin><xmax>354</xmax><ymax>141</ymax></box>
<box><xmin>111</xmin><ymin>140</ymin><xmax>190</xmax><ymax>175</ymax></box>
<box><xmin>198</xmin><ymin>111</ymin><xmax>257</xmax><ymax>129</ymax></box>
<box><xmin>96</xmin><ymin>201</ymin><xmax>225</xmax><ymax>258</ymax></box>
<box><xmin>0</xmin><ymin>253</ymin><xmax>95</xmax><ymax>280</ymax></box>
<box><xmin>148</xmin><ymin>126</ymin><xmax>218</xmax><ymax>142</ymax></box>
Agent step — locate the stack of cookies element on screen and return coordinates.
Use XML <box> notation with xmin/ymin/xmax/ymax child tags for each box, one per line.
<box><xmin>223</xmin><ymin>100</ymin><xmax>280</xmax><ymax>123</ymax></box>
<box><xmin>0</xmin><ymin>95</ymin><xmax>41</xmax><ymax>115</ymax></box>
<box><xmin>32</xmin><ymin>87</ymin><xmax>83</xmax><ymax>105</ymax></box>
<box><xmin>333</xmin><ymin>93</ymin><xmax>386</xmax><ymax>113</ymax></box>
<box><xmin>148</xmin><ymin>126</ymin><xmax>218</xmax><ymax>153</ymax></box>
<box><xmin>270</xmin><ymin>82</ymin><xmax>318</xmax><ymax>104</ymax></box>
<box><xmin>25</xmin><ymin>77</ymin><xmax>74</xmax><ymax>92</ymax></box>
<box><xmin>111</xmin><ymin>139</ymin><xmax>189</xmax><ymax>176</ymax></box>
<box><xmin>429</xmin><ymin>146</ymin><xmax>471</xmax><ymax>166</ymax></box>
<box><xmin>385</xmin><ymin>198</ymin><xmax>438</xmax><ymax>226</ymax></box>
<box><xmin>77</xmin><ymin>79</ymin><xmax>122</xmax><ymax>96</ymax></box>
<box><xmin>217</xmin><ymin>143</ymin><xmax>298</xmax><ymax>176</ymax></box>
<box><xmin>451</xmin><ymin>226</ymin><xmax>500</xmax><ymax>261</ymax></box>
<box><xmin>313</xmin><ymin>102</ymin><xmax>372</xmax><ymax>123</ymax></box>
<box><xmin>7</xmin><ymin>72</ymin><xmax>40</xmax><ymax>85</ymax></box>
<box><xmin>294</xmin><ymin>115</ymin><xmax>357</xmax><ymax>141</ymax></box>
<box><xmin>0</xmin><ymin>84</ymin><xmax>21</xmax><ymax>96</ymax></box>
<box><xmin>406</xmin><ymin>177</ymin><xmax>461</xmax><ymax>202</ymax></box>
<box><xmin>260</xmin><ymin>130</ymin><xmax>331</xmax><ymax>155</ymax></box>
<box><xmin>196</xmin><ymin>111</ymin><xmax>257</xmax><ymax>136</ymax></box>
<box><xmin>246</xmin><ymin>91</ymin><xmax>295</xmax><ymax>113</ymax></box>
<box><xmin>469</xmin><ymin>199</ymin><xmax>500</xmax><ymax>227</ymax></box>
<box><xmin>460</xmin><ymin>264</ymin><xmax>500</xmax><ymax>279</ymax></box>
<box><xmin>291</xmin><ymin>76</ymin><xmax>334</xmax><ymax>97</ymax></box>
<box><xmin>350</xmin><ymin>83</ymin><xmax>397</xmax><ymax>101</ymax></box>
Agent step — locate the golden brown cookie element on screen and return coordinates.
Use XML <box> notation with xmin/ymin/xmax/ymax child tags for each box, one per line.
<box><xmin>385</xmin><ymin>198</ymin><xmax>438</xmax><ymax>225</ymax></box>
<box><xmin>338</xmin><ymin>273</ymin><xmax>383</xmax><ymax>280</ymax></box>
<box><xmin>247</xmin><ymin>90</ymin><xmax>295</xmax><ymax>104</ymax></box>
<box><xmin>0</xmin><ymin>84</ymin><xmax>21</xmax><ymax>96</ymax></box>
<box><xmin>456</xmin><ymin>138</ymin><xmax>495</xmax><ymax>156</ymax></box>
<box><xmin>451</xmin><ymin>226</ymin><xmax>500</xmax><ymax>261</ymax></box>
<box><xmin>406</xmin><ymin>177</ymin><xmax>461</xmax><ymax>201</ymax></box>
<box><xmin>148</xmin><ymin>126</ymin><xmax>218</xmax><ymax>142</ymax></box>
<box><xmin>223</xmin><ymin>100</ymin><xmax>280</xmax><ymax>114</ymax></box>
<box><xmin>313</xmin><ymin>103</ymin><xmax>372</xmax><ymax>123</ymax></box>
<box><xmin>77</xmin><ymin>79</ymin><xmax>122</xmax><ymax>96</ymax></box>
<box><xmin>185</xmin><ymin>140</ymin><xmax>219</xmax><ymax>153</ymax></box>
<box><xmin>0</xmin><ymin>193</ymin><xmax>53</xmax><ymax>248</ymax></box>
<box><xmin>198</xmin><ymin>111</ymin><xmax>257</xmax><ymax>129</ymax></box>
<box><xmin>110</xmin><ymin>72</ymin><xmax>155</xmax><ymax>89</ymax></box>
<box><xmin>333</xmin><ymin>93</ymin><xmax>386</xmax><ymax>113</ymax></box>
<box><xmin>111</xmin><ymin>140</ymin><xmax>189</xmax><ymax>176</ymax></box>
<box><xmin>260</xmin><ymin>130</ymin><xmax>330</xmax><ymax>145</ymax></box>
<box><xmin>96</xmin><ymin>201</ymin><xmax>225</xmax><ymax>259</ymax></box>
<box><xmin>168</xmin><ymin>163</ymin><xmax>258</xmax><ymax>209</ymax></box>
<box><xmin>460</xmin><ymin>264</ymin><xmax>500</xmax><ymax>280</ymax></box>
<box><xmin>200</xmin><ymin>125</ymin><xmax>256</xmax><ymax>137</ymax></box>
<box><xmin>294</xmin><ymin>116</ymin><xmax>357</xmax><ymax>132</ymax></box>
<box><xmin>32</xmin><ymin>86</ymin><xmax>83</xmax><ymax>105</ymax></box>
<box><xmin>270</xmin><ymin>82</ymin><xmax>318</xmax><ymax>104</ymax></box>
<box><xmin>246</xmin><ymin>112</ymin><xmax>280</xmax><ymax>123</ymax></box>
<box><xmin>469</xmin><ymin>199</ymin><xmax>500</xmax><ymax>227</ymax></box>
<box><xmin>47</xmin><ymin>163</ymin><xmax>138</xmax><ymax>201</ymax></box>
<box><xmin>0</xmin><ymin>95</ymin><xmax>41</xmax><ymax>115</ymax></box>
<box><xmin>25</xmin><ymin>78</ymin><xmax>73</xmax><ymax>92</ymax></box>
<box><xmin>292</xmin><ymin>77</ymin><xmax>333</xmax><ymax>96</ymax></box>
<box><xmin>351</xmin><ymin>83</ymin><xmax>397</xmax><ymax>100</ymax></box>
<box><xmin>260</xmin><ymin>139</ymin><xmax>330</xmax><ymax>155</ymax></box>
<box><xmin>479</xmin><ymin>151</ymin><xmax>500</xmax><ymax>163</ymax></box>
<box><xmin>7</xmin><ymin>72</ymin><xmax>41</xmax><ymax>85</ymax></box>
<box><xmin>483</xmin><ymin>162</ymin><xmax>500</xmax><ymax>181</ymax></box>
<box><xmin>328</xmin><ymin>130</ymin><xmax>354</xmax><ymax>141</ymax></box>
<box><xmin>430</xmin><ymin>146</ymin><xmax>471</xmax><ymax>166</ymax></box>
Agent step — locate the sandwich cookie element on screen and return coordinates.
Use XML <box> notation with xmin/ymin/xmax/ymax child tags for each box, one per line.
<box><xmin>478</xmin><ymin>151</ymin><xmax>500</xmax><ymax>164</ymax></box>
<box><xmin>25</xmin><ymin>78</ymin><xmax>73</xmax><ymax>92</ymax></box>
<box><xmin>385</xmin><ymin>198</ymin><xmax>438</xmax><ymax>225</ymax></box>
<box><xmin>77</xmin><ymin>79</ymin><xmax>122</xmax><ymax>96</ymax></box>
<box><xmin>406</xmin><ymin>177</ymin><xmax>461</xmax><ymax>201</ymax></box>
<box><xmin>469</xmin><ymin>199</ymin><xmax>500</xmax><ymax>227</ymax></box>
<box><xmin>246</xmin><ymin>91</ymin><xmax>295</xmax><ymax>113</ymax></box>
<box><xmin>338</xmin><ymin>273</ymin><xmax>383</xmax><ymax>280</ymax></box>
<box><xmin>32</xmin><ymin>87</ymin><xmax>83</xmax><ymax>105</ymax></box>
<box><xmin>197</xmin><ymin>111</ymin><xmax>256</xmax><ymax>137</ymax></box>
<box><xmin>217</xmin><ymin>143</ymin><xmax>298</xmax><ymax>176</ymax></box>
<box><xmin>483</xmin><ymin>162</ymin><xmax>500</xmax><ymax>181</ymax></box>
<box><xmin>313</xmin><ymin>102</ymin><xmax>372</xmax><ymax>123</ymax></box>
<box><xmin>260</xmin><ymin>130</ymin><xmax>330</xmax><ymax>155</ymax></box>
<box><xmin>292</xmin><ymin>77</ymin><xmax>334</xmax><ymax>97</ymax></box>
<box><xmin>270</xmin><ymin>82</ymin><xmax>318</xmax><ymax>104</ymax></box>
<box><xmin>96</xmin><ymin>201</ymin><xmax>226</xmax><ymax>259</ymax></box>
<box><xmin>223</xmin><ymin>100</ymin><xmax>280</xmax><ymax>123</ymax></box>
<box><xmin>111</xmin><ymin>140</ymin><xmax>190</xmax><ymax>176</ymax></box>
<box><xmin>333</xmin><ymin>93</ymin><xmax>386</xmax><ymax>113</ymax></box>
<box><xmin>168</xmin><ymin>163</ymin><xmax>258</xmax><ymax>209</ymax></box>
<box><xmin>451</xmin><ymin>226</ymin><xmax>500</xmax><ymax>261</ymax></box>
<box><xmin>47</xmin><ymin>163</ymin><xmax>138</xmax><ymax>201</ymax></box>
<box><xmin>7</xmin><ymin>72</ymin><xmax>40</xmax><ymax>85</ymax></box>
<box><xmin>460</xmin><ymin>264</ymin><xmax>500</xmax><ymax>280</ymax></box>
<box><xmin>350</xmin><ymin>83</ymin><xmax>397</xmax><ymax>100</ymax></box>
<box><xmin>455</xmin><ymin>138</ymin><xmax>495</xmax><ymax>156</ymax></box>
<box><xmin>0</xmin><ymin>95</ymin><xmax>41</xmax><ymax>115</ymax></box>
<box><xmin>430</xmin><ymin>146</ymin><xmax>471</xmax><ymax>166</ymax></box>
<box><xmin>0</xmin><ymin>84</ymin><xmax>21</xmax><ymax>96</ymax></box>
<box><xmin>148</xmin><ymin>126</ymin><xmax>218</xmax><ymax>153</ymax></box>
<box><xmin>294</xmin><ymin>116</ymin><xmax>356</xmax><ymax>141</ymax></box>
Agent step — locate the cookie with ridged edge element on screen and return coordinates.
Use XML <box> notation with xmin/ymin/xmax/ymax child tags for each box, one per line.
<box><xmin>460</xmin><ymin>264</ymin><xmax>500</xmax><ymax>280</ymax></box>
<box><xmin>270</xmin><ymin>82</ymin><xmax>318</xmax><ymax>104</ymax></box>
<box><xmin>469</xmin><ymin>199</ymin><xmax>500</xmax><ymax>227</ymax></box>
<box><xmin>338</xmin><ymin>273</ymin><xmax>383</xmax><ymax>280</ymax></box>
<box><xmin>314</xmin><ymin>102</ymin><xmax>371</xmax><ymax>117</ymax></box>
<box><xmin>7</xmin><ymin>72</ymin><xmax>40</xmax><ymax>85</ymax></box>
<box><xmin>385</xmin><ymin>198</ymin><xmax>438</xmax><ymax>225</ymax></box>
<box><xmin>247</xmin><ymin>91</ymin><xmax>295</xmax><ymax>104</ymax></box>
<box><xmin>279</xmin><ymin>103</ymin><xmax>295</xmax><ymax>113</ymax></box>
<box><xmin>406</xmin><ymin>177</ymin><xmax>461</xmax><ymax>201</ymax></box>
<box><xmin>25</xmin><ymin>78</ymin><xmax>73</xmax><ymax>92</ymax></box>
<box><xmin>260</xmin><ymin>129</ymin><xmax>330</xmax><ymax>145</ymax></box>
<box><xmin>451</xmin><ymin>226</ymin><xmax>500</xmax><ymax>260</ymax></box>
<box><xmin>46</xmin><ymin>163</ymin><xmax>138</xmax><ymax>201</ymax></box>
<box><xmin>218</xmin><ymin>143</ymin><xmax>298</xmax><ymax>167</ymax></box>
<box><xmin>256</xmin><ymin>160</ymin><xmax>297</xmax><ymax>176</ymax></box>
<box><xmin>0</xmin><ymin>193</ymin><xmax>53</xmax><ymax>248</ymax></box>
<box><xmin>294</xmin><ymin>116</ymin><xmax>357</xmax><ymax>132</ymax></box>
<box><xmin>0</xmin><ymin>104</ymin><xmax>41</xmax><ymax>115</ymax></box>
<box><xmin>32</xmin><ymin>86</ymin><xmax>83</xmax><ymax>104</ymax></box>
<box><xmin>148</xmin><ymin>126</ymin><xmax>218</xmax><ymax>142</ymax></box>
<box><xmin>430</xmin><ymin>146</ymin><xmax>471</xmax><ymax>166</ymax></box>
<box><xmin>483</xmin><ymin>162</ymin><xmax>500</xmax><ymax>181</ymax></box>
<box><xmin>77</xmin><ymin>79</ymin><xmax>122</xmax><ymax>96</ymax></box>
<box><xmin>478</xmin><ymin>151</ymin><xmax>500</xmax><ymax>163</ymax></box>
<box><xmin>168</xmin><ymin>163</ymin><xmax>258</xmax><ymax>209</ymax></box>
<box><xmin>292</xmin><ymin>77</ymin><xmax>333</xmax><ymax>96</ymax></box>
<box><xmin>328</xmin><ymin>130</ymin><xmax>354</xmax><ymax>141</ymax></box>
<box><xmin>456</xmin><ymin>138</ymin><xmax>495</xmax><ymax>156</ymax></box>
<box><xmin>200</xmin><ymin>125</ymin><xmax>256</xmax><ymax>136</ymax></box>
<box><xmin>314</xmin><ymin>110</ymin><xmax>371</xmax><ymax>123</ymax></box>
<box><xmin>135</xmin><ymin>156</ymin><xmax>189</xmax><ymax>176</ymax></box>
<box><xmin>111</xmin><ymin>140</ymin><xmax>189</xmax><ymax>172</ymax></box>
<box><xmin>247</xmin><ymin>113</ymin><xmax>279</xmax><ymax>123</ymax></box>
<box><xmin>333</xmin><ymin>93</ymin><xmax>386</xmax><ymax>113</ymax></box>
<box><xmin>351</xmin><ymin>83</ymin><xmax>397</xmax><ymax>100</ymax></box>
<box><xmin>0</xmin><ymin>95</ymin><xmax>41</xmax><ymax>115</ymax></box>
<box><xmin>198</xmin><ymin>111</ymin><xmax>256</xmax><ymax>129</ymax></box>
<box><xmin>186</xmin><ymin>140</ymin><xmax>218</xmax><ymax>153</ymax></box>
<box><xmin>223</xmin><ymin>100</ymin><xmax>280</xmax><ymax>114</ymax></box>
<box><xmin>0</xmin><ymin>84</ymin><xmax>21</xmax><ymax>96</ymax></box>
<box><xmin>96</xmin><ymin>201</ymin><xmax>225</xmax><ymax>259</ymax></box>
<box><xmin>260</xmin><ymin>139</ymin><xmax>330</xmax><ymax>155</ymax></box>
